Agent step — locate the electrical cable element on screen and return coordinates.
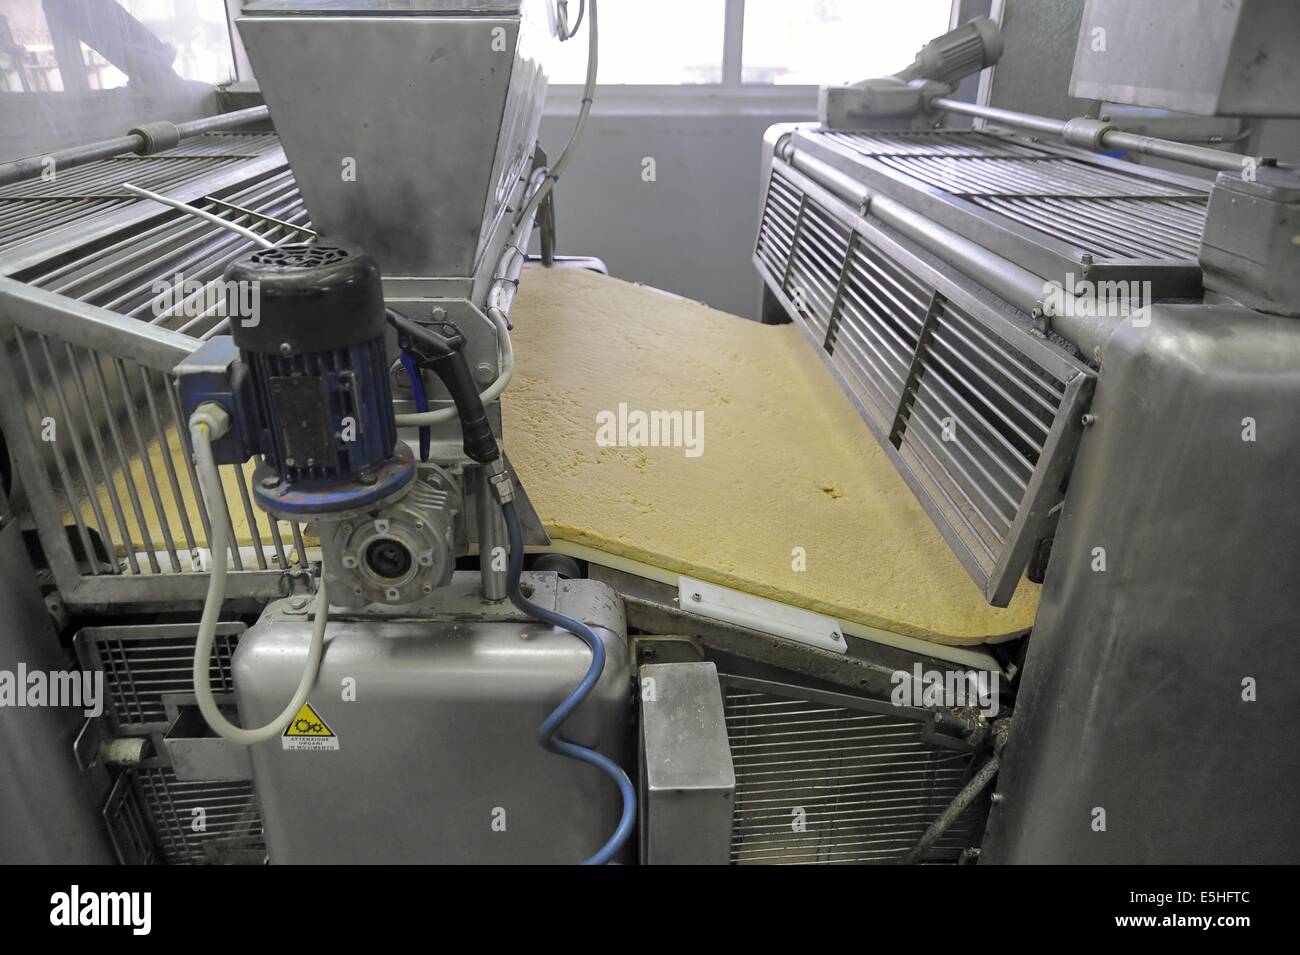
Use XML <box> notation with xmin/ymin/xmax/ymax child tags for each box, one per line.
<box><xmin>501</xmin><ymin>496</ymin><xmax>635</xmax><ymax>865</ymax></box>
<box><xmin>398</xmin><ymin>350</ymin><xmax>432</xmax><ymax>461</ymax></box>
<box><xmin>562</xmin><ymin>0</ymin><xmax>586</xmax><ymax>40</ymax></box>
<box><xmin>189</xmin><ymin>405</ymin><xmax>326</xmax><ymax>744</ymax></box>
<box><xmin>513</xmin><ymin>0</ymin><xmax>598</xmax><ymax>233</ymax></box>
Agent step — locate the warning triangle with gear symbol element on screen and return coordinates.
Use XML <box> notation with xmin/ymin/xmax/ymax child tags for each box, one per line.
<box><xmin>282</xmin><ymin>702</ymin><xmax>339</xmax><ymax>751</ymax></box>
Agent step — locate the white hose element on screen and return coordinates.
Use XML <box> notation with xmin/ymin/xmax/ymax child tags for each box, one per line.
<box><xmin>393</xmin><ymin>1</ymin><xmax>598</xmax><ymax>429</ymax></box>
<box><xmin>190</xmin><ymin>406</ymin><xmax>327</xmax><ymax>744</ymax></box>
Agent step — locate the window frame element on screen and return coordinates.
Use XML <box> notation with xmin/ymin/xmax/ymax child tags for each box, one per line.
<box><xmin>544</xmin><ymin>0</ymin><xmax>958</xmax><ymax>115</ymax></box>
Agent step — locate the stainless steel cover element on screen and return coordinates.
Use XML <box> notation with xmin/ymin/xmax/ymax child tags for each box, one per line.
<box><xmin>234</xmin><ymin>572</ymin><xmax>632</xmax><ymax>863</ymax></box>
<box><xmin>239</xmin><ymin>0</ymin><xmax>553</xmax><ymax>280</ymax></box>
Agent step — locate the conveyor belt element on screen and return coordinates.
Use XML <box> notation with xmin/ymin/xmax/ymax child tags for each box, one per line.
<box><xmin>502</xmin><ymin>268</ymin><xmax>1039</xmax><ymax>646</ymax></box>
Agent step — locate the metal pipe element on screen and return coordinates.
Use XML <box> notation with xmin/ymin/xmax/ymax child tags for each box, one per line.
<box><xmin>0</xmin><ymin>105</ymin><xmax>270</xmax><ymax>188</ymax></box>
<box><xmin>900</xmin><ymin>753</ymin><xmax>1000</xmax><ymax>864</ymax></box>
<box><xmin>476</xmin><ymin>466</ymin><xmax>508</xmax><ymax>601</ymax></box>
<box><xmin>783</xmin><ymin>145</ymin><xmax>1119</xmax><ymax>359</ymax></box>
<box><xmin>931</xmin><ymin>97</ymin><xmax>1262</xmax><ymax>173</ymax></box>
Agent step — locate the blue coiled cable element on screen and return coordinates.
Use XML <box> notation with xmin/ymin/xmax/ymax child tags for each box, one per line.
<box><xmin>501</xmin><ymin>499</ymin><xmax>635</xmax><ymax>865</ymax></box>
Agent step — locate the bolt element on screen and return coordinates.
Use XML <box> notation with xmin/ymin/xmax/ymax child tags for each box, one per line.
<box><xmin>475</xmin><ymin>362</ymin><xmax>495</xmax><ymax>385</ymax></box>
<box><xmin>691</xmin><ymin>592</ymin><xmax>702</xmax><ymax>602</ymax></box>
<box><xmin>260</xmin><ymin>475</ymin><xmax>279</xmax><ymax>489</ymax></box>
<box><xmin>358</xmin><ymin>472</ymin><xmax>377</xmax><ymax>486</ymax></box>
<box><xmin>279</xmin><ymin>342</ymin><xmax>292</xmax><ymax>356</ymax></box>
<box><xmin>289</xmin><ymin>595</ymin><xmax>308</xmax><ymax>611</ymax></box>
<box><xmin>430</xmin><ymin>305</ymin><xmax>447</xmax><ymax>321</ymax></box>
<box><xmin>1081</xmin><ymin>413</ymin><xmax>1097</xmax><ymax>427</ymax></box>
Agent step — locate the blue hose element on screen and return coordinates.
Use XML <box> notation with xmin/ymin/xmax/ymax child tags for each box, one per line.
<box><xmin>398</xmin><ymin>350</ymin><xmax>431</xmax><ymax>462</ymax></box>
<box><xmin>501</xmin><ymin>500</ymin><xmax>636</xmax><ymax>865</ymax></box>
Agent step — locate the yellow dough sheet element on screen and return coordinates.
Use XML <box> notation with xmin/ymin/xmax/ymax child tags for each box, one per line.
<box><xmin>502</xmin><ymin>268</ymin><xmax>1039</xmax><ymax>647</ymax></box>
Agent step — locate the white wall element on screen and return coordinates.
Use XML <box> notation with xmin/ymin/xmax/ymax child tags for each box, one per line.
<box><xmin>536</xmin><ymin>106</ymin><xmax>814</xmax><ymax>320</ymax></box>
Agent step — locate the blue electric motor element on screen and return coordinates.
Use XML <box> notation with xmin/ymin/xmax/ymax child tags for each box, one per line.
<box><xmin>180</xmin><ymin>242</ymin><xmax>414</xmax><ymax>518</ymax></box>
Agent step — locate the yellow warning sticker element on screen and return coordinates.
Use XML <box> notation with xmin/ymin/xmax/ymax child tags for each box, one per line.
<box><xmin>282</xmin><ymin>702</ymin><xmax>339</xmax><ymax>751</ymax></box>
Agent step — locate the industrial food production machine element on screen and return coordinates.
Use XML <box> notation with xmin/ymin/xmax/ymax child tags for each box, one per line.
<box><xmin>0</xmin><ymin>0</ymin><xmax>1297</xmax><ymax>865</ymax></box>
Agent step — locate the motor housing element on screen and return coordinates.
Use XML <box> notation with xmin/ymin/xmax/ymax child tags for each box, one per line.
<box><xmin>225</xmin><ymin>242</ymin><xmax>414</xmax><ymax>518</ymax></box>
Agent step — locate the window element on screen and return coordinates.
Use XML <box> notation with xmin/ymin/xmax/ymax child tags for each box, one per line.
<box><xmin>742</xmin><ymin>0</ymin><xmax>953</xmax><ymax>87</ymax></box>
<box><xmin>546</xmin><ymin>0</ymin><xmax>954</xmax><ymax>90</ymax></box>
<box><xmin>0</xmin><ymin>0</ymin><xmax>235</xmax><ymax>93</ymax></box>
<box><xmin>546</xmin><ymin>0</ymin><xmax>726</xmax><ymax>85</ymax></box>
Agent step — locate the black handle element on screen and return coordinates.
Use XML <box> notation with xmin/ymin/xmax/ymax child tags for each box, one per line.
<box><xmin>388</xmin><ymin>311</ymin><xmax>500</xmax><ymax>465</ymax></box>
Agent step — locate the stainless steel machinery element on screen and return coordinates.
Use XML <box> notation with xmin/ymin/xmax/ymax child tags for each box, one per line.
<box><xmin>756</xmin><ymin>3</ymin><xmax>1300</xmax><ymax>862</ymax></box>
<box><xmin>1</xmin><ymin>1</ymin><xmax>1296</xmax><ymax>866</ymax></box>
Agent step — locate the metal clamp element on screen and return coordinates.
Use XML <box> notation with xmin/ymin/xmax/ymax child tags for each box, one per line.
<box><xmin>1060</xmin><ymin>117</ymin><xmax>1115</xmax><ymax>151</ymax></box>
<box><xmin>128</xmin><ymin>120</ymin><xmax>181</xmax><ymax>155</ymax></box>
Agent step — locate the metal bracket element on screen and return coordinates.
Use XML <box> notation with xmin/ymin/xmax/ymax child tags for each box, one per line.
<box><xmin>677</xmin><ymin>576</ymin><xmax>846</xmax><ymax>655</ymax></box>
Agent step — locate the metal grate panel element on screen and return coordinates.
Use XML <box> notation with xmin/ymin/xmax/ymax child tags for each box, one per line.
<box><xmin>83</xmin><ymin>622</ymin><xmax>267</xmax><ymax>865</ymax></box>
<box><xmin>723</xmin><ymin>680</ymin><xmax>986</xmax><ymax>864</ymax></box>
<box><xmin>801</xmin><ymin>127</ymin><xmax>1209</xmax><ymax>270</ymax></box>
<box><xmin>133</xmin><ymin>767</ymin><xmax>265</xmax><ymax>865</ymax></box>
<box><xmin>0</xmin><ymin>133</ymin><xmax>280</xmax><ymax>254</ymax></box>
<box><xmin>76</xmin><ymin>623</ymin><xmax>244</xmax><ymax>734</ymax></box>
<box><xmin>818</xmin><ymin>130</ymin><xmax>1044</xmax><ymax>159</ymax></box>
<box><xmin>877</xmin><ymin>154</ymin><xmax>1200</xmax><ymax>199</ymax></box>
<box><xmin>755</xmin><ymin>163</ymin><xmax>1094</xmax><ymax>604</ymax></box>
<box><xmin>0</xmin><ymin>155</ymin><xmax>313</xmax><ymax>604</ymax></box>
<box><xmin>972</xmin><ymin>194</ymin><xmax>1204</xmax><ymax>260</ymax></box>
<box><xmin>20</xmin><ymin>167</ymin><xmax>313</xmax><ymax>337</ymax></box>
<box><xmin>103</xmin><ymin>770</ymin><xmax>161</xmax><ymax>865</ymax></box>
<box><xmin>827</xmin><ymin>235</ymin><xmax>930</xmax><ymax>431</ymax></box>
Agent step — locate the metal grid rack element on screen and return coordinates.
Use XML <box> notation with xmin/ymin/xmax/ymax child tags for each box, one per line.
<box><xmin>756</xmin><ymin>158</ymin><xmax>1094</xmax><ymax>605</ymax></box>
<box><xmin>79</xmin><ymin>622</ymin><xmax>267</xmax><ymax>865</ymax></box>
<box><xmin>0</xmin><ymin>133</ymin><xmax>280</xmax><ymax>256</ymax></box>
<box><xmin>721</xmin><ymin>675</ymin><xmax>988</xmax><ymax>864</ymax></box>
<box><xmin>795</xmin><ymin>128</ymin><xmax>1210</xmax><ymax>296</ymax></box>
<box><xmin>0</xmin><ymin>141</ymin><xmax>316</xmax><ymax>606</ymax></box>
